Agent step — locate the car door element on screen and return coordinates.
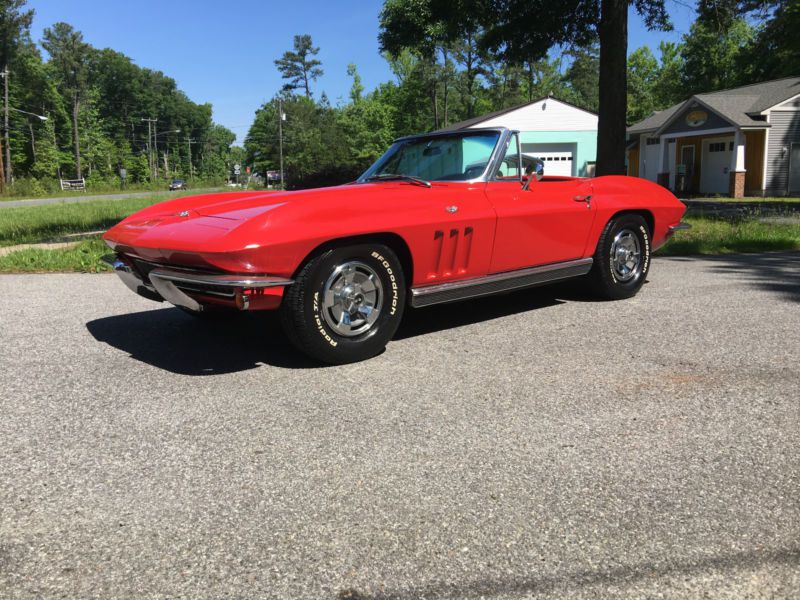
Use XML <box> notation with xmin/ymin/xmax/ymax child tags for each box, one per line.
<box><xmin>484</xmin><ymin>136</ymin><xmax>596</xmax><ymax>273</ymax></box>
<box><xmin>397</xmin><ymin>182</ymin><xmax>497</xmax><ymax>286</ymax></box>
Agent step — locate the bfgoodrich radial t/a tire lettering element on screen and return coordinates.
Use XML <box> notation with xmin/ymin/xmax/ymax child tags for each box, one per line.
<box><xmin>280</xmin><ymin>243</ymin><xmax>406</xmax><ymax>364</ymax></box>
<box><xmin>587</xmin><ymin>214</ymin><xmax>651</xmax><ymax>300</ymax></box>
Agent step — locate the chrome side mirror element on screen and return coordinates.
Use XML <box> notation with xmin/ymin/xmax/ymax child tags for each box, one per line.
<box><xmin>522</xmin><ymin>158</ymin><xmax>544</xmax><ymax>191</ymax></box>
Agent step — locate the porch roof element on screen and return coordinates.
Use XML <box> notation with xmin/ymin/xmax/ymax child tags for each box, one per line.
<box><xmin>627</xmin><ymin>76</ymin><xmax>800</xmax><ymax>137</ymax></box>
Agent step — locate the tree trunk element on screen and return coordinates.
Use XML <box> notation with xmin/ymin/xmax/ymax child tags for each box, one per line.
<box><xmin>465</xmin><ymin>32</ymin><xmax>476</xmax><ymax>119</ymax></box>
<box><xmin>72</xmin><ymin>95</ymin><xmax>82</xmax><ymax>179</ymax></box>
<box><xmin>596</xmin><ymin>0</ymin><xmax>628</xmax><ymax>176</ymax></box>
<box><xmin>4</xmin><ymin>64</ymin><xmax>11</xmax><ymax>184</ymax></box>
<box><xmin>29</xmin><ymin>122</ymin><xmax>36</xmax><ymax>161</ymax></box>
<box><xmin>431</xmin><ymin>77</ymin><xmax>439</xmax><ymax>130</ymax></box>
<box><xmin>442</xmin><ymin>48</ymin><xmax>449</xmax><ymax>127</ymax></box>
<box><xmin>527</xmin><ymin>59</ymin><xmax>536</xmax><ymax>102</ymax></box>
<box><xmin>0</xmin><ymin>130</ymin><xmax>5</xmax><ymax>192</ymax></box>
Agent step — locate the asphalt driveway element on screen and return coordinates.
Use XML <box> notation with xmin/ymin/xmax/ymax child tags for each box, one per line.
<box><xmin>1</xmin><ymin>253</ymin><xmax>798</xmax><ymax>599</ymax></box>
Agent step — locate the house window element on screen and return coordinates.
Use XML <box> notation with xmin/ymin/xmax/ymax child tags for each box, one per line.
<box><xmin>709</xmin><ymin>142</ymin><xmax>727</xmax><ymax>152</ymax></box>
<box><xmin>646</xmin><ymin>137</ymin><xmax>660</xmax><ymax>146</ymax></box>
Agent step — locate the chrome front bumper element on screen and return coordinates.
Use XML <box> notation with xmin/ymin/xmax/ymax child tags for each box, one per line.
<box><xmin>101</xmin><ymin>254</ymin><xmax>293</xmax><ymax>312</ymax></box>
<box><xmin>668</xmin><ymin>222</ymin><xmax>692</xmax><ymax>233</ymax></box>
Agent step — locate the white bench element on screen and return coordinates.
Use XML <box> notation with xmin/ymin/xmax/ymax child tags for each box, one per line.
<box><xmin>60</xmin><ymin>178</ymin><xmax>86</xmax><ymax>191</ymax></box>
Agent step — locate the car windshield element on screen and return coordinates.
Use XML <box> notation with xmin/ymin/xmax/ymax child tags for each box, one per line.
<box><xmin>359</xmin><ymin>131</ymin><xmax>501</xmax><ymax>183</ymax></box>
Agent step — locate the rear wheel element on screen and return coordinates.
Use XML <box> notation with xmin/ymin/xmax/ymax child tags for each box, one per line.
<box><xmin>587</xmin><ymin>214</ymin><xmax>651</xmax><ymax>300</ymax></box>
<box><xmin>280</xmin><ymin>243</ymin><xmax>406</xmax><ymax>364</ymax></box>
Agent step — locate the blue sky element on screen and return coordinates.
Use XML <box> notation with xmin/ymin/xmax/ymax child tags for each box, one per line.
<box><xmin>27</xmin><ymin>0</ymin><xmax>697</xmax><ymax>144</ymax></box>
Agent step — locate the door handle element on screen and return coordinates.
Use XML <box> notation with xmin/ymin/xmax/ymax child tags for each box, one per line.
<box><xmin>573</xmin><ymin>195</ymin><xmax>592</xmax><ymax>208</ymax></box>
<box><xmin>445</xmin><ymin>205</ymin><xmax>458</xmax><ymax>214</ymax></box>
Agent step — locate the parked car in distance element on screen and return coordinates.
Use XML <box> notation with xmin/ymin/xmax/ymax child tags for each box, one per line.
<box><xmin>169</xmin><ymin>179</ymin><xmax>187</xmax><ymax>191</ymax></box>
<box><xmin>103</xmin><ymin>127</ymin><xmax>689</xmax><ymax>364</ymax></box>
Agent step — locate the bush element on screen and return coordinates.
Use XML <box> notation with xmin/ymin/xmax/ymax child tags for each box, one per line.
<box><xmin>5</xmin><ymin>177</ymin><xmax>61</xmax><ymax>197</ymax></box>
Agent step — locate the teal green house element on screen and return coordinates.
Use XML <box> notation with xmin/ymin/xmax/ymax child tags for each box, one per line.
<box><xmin>440</xmin><ymin>97</ymin><xmax>598</xmax><ymax>177</ymax></box>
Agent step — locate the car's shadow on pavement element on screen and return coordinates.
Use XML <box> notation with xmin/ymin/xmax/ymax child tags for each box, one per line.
<box><xmin>86</xmin><ymin>286</ymin><xmax>574</xmax><ymax>375</ymax></box>
<box><xmin>87</xmin><ymin>309</ymin><xmax>318</xmax><ymax>375</ymax></box>
<box><xmin>394</xmin><ymin>286</ymin><xmax>569</xmax><ymax>340</ymax></box>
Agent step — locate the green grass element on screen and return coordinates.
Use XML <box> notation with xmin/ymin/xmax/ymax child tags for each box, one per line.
<box><xmin>687</xmin><ymin>196</ymin><xmax>800</xmax><ymax>203</ymax></box>
<box><xmin>0</xmin><ymin>196</ymin><xmax>167</xmax><ymax>247</ymax></box>
<box><xmin>658</xmin><ymin>216</ymin><xmax>800</xmax><ymax>255</ymax></box>
<box><xmin>0</xmin><ymin>237</ymin><xmax>111</xmax><ymax>273</ymax></box>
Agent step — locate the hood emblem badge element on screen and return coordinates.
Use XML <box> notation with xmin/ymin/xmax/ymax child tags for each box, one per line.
<box><xmin>179</xmin><ymin>210</ymin><xmax>190</xmax><ymax>217</ymax></box>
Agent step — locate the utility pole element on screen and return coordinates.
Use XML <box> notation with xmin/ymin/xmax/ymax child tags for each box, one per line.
<box><xmin>3</xmin><ymin>67</ymin><xmax>10</xmax><ymax>184</ymax></box>
<box><xmin>29</xmin><ymin>122</ymin><xmax>35</xmax><ymax>160</ymax></box>
<box><xmin>186</xmin><ymin>135</ymin><xmax>194</xmax><ymax>181</ymax></box>
<box><xmin>153</xmin><ymin>120</ymin><xmax>159</xmax><ymax>179</ymax></box>
<box><xmin>141</xmin><ymin>117</ymin><xmax>157</xmax><ymax>181</ymax></box>
<box><xmin>277</xmin><ymin>98</ymin><xmax>285</xmax><ymax>189</ymax></box>
<box><xmin>0</xmin><ymin>126</ymin><xmax>4</xmax><ymax>193</ymax></box>
<box><xmin>143</xmin><ymin>118</ymin><xmax>151</xmax><ymax>179</ymax></box>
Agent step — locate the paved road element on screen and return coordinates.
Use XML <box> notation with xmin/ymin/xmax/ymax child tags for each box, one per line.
<box><xmin>0</xmin><ymin>188</ymin><xmax>223</xmax><ymax>209</ymax></box>
<box><xmin>1</xmin><ymin>254</ymin><xmax>798</xmax><ymax>599</ymax></box>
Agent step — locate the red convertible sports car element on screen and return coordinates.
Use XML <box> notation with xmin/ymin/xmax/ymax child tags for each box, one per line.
<box><xmin>103</xmin><ymin>127</ymin><xmax>688</xmax><ymax>364</ymax></box>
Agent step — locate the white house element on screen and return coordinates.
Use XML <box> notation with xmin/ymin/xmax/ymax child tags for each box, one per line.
<box><xmin>439</xmin><ymin>97</ymin><xmax>598</xmax><ymax>177</ymax></box>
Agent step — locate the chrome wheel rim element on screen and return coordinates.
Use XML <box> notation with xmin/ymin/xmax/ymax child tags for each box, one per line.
<box><xmin>321</xmin><ymin>261</ymin><xmax>383</xmax><ymax>337</ymax></box>
<box><xmin>611</xmin><ymin>229</ymin><xmax>642</xmax><ymax>283</ymax></box>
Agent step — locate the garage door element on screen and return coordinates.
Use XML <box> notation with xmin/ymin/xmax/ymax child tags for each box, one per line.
<box><xmin>525</xmin><ymin>152</ymin><xmax>573</xmax><ymax>176</ymax></box>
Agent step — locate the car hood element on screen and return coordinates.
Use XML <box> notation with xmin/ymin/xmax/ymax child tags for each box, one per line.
<box><xmin>188</xmin><ymin>183</ymin><xmax>397</xmax><ymax>220</ymax></box>
<box><xmin>104</xmin><ymin>184</ymin><xmax>390</xmax><ymax>255</ymax></box>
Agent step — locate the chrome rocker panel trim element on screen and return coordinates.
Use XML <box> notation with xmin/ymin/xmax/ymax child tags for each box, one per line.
<box><xmin>410</xmin><ymin>257</ymin><xmax>594</xmax><ymax>308</ymax></box>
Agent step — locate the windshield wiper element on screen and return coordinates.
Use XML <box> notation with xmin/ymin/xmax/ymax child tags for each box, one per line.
<box><xmin>365</xmin><ymin>173</ymin><xmax>432</xmax><ymax>188</ymax></box>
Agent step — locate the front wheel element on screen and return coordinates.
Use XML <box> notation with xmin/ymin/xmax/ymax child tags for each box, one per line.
<box><xmin>587</xmin><ymin>214</ymin><xmax>651</xmax><ymax>300</ymax></box>
<box><xmin>280</xmin><ymin>243</ymin><xmax>406</xmax><ymax>364</ymax></box>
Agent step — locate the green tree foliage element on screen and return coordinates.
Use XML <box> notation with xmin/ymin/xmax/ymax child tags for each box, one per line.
<box><xmin>347</xmin><ymin>63</ymin><xmax>364</xmax><ymax>103</ymax></box>
<box><xmin>1</xmin><ymin>4</ymin><xmax>234</xmax><ymax>191</ymax></box>
<box><xmin>244</xmin><ymin>88</ymin><xmax>395</xmax><ymax>190</ymax></box>
<box><xmin>41</xmin><ymin>22</ymin><xmax>90</xmax><ymax>178</ymax></box>
<box><xmin>28</xmin><ymin>115</ymin><xmax>59</xmax><ymax>180</ymax></box>
<box><xmin>0</xmin><ymin>0</ymin><xmax>33</xmax><ymax>70</ymax></box>
<box><xmin>274</xmin><ymin>35</ymin><xmax>323</xmax><ymax>98</ymax></box>
<box><xmin>650</xmin><ymin>41</ymin><xmax>685</xmax><ymax>108</ymax></box>
<box><xmin>379</xmin><ymin>0</ymin><xmax>492</xmax><ymax>128</ymax></box>
<box><xmin>742</xmin><ymin>0</ymin><xmax>800</xmax><ymax>80</ymax></box>
<box><xmin>0</xmin><ymin>0</ymin><xmax>34</xmax><ymax>185</ymax></box>
<box><xmin>680</xmin><ymin>16</ymin><xmax>756</xmax><ymax>94</ymax></box>
<box><xmin>626</xmin><ymin>46</ymin><xmax>659</xmax><ymax>123</ymax></box>
<box><xmin>564</xmin><ymin>42</ymin><xmax>600</xmax><ymax>111</ymax></box>
<box><xmin>373</xmin><ymin>51</ymin><xmax>434</xmax><ymax>135</ymax></box>
<box><xmin>336</xmin><ymin>95</ymin><xmax>395</xmax><ymax>167</ymax></box>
